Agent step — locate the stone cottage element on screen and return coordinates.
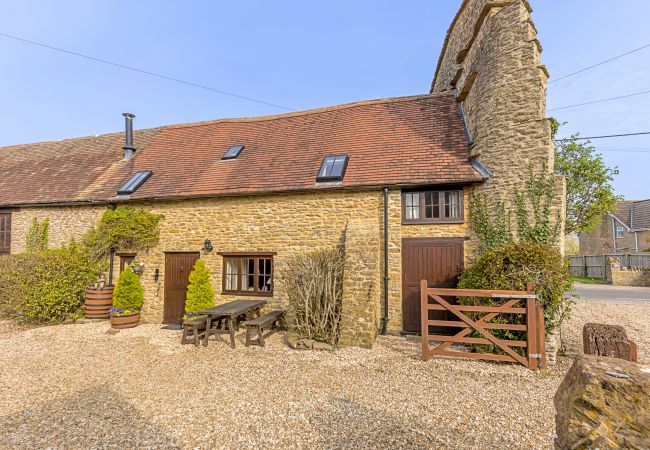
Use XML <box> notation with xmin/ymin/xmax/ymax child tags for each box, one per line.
<box><xmin>579</xmin><ymin>199</ymin><xmax>650</xmax><ymax>255</ymax></box>
<box><xmin>0</xmin><ymin>0</ymin><xmax>564</xmax><ymax>347</ymax></box>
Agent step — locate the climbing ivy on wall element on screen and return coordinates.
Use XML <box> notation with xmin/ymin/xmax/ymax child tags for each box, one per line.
<box><xmin>25</xmin><ymin>218</ymin><xmax>49</xmax><ymax>253</ymax></box>
<box><xmin>470</xmin><ymin>163</ymin><xmax>560</xmax><ymax>252</ymax></box>
<box><xmin>82</xmin><ymin>207</ymin><xmax>164</xmax><ymax>265</ymax></box>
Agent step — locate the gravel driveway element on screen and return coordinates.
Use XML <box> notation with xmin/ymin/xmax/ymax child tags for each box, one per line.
<box><xmin>1</xmin><ymin>300</ymin><xmax>647</xmax><ymax>450</ymax></box>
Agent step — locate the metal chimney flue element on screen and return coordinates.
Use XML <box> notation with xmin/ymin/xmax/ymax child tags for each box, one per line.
<box><xmin>122</xmin><ymin>112</ymin><xmax>136</xmax><ymax>160</ymax></box>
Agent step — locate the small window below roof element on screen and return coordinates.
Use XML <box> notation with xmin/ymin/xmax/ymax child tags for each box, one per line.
<box><xmin>223</xmin><ymin>145</ymin><xmax>244</xmax><ymax>160</ymax></box>
<box><xmin>117</xmin><ymin>170</ymin><xmax>152</xmax><ymax>195</ymax></box>
<box><xmin>317</xmin><ymin>155</ymin><xmax>348</xmax><ymax>182</ymax></box>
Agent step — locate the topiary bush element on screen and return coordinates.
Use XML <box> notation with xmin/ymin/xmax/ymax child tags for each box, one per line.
<box><xmin>458</xmin><ymin>241</ymin><xmax>574</xmax><ymax>337</ymax></box>
<box><xmin>184</xmin><ymin>259</ymin><xmax>214</xmax><ymax>320</ymax></box>
<box><xmin>111</xmin><ymin>267</ymin><xmax>144</xmax><ymax>316</ymax></box>
<box><xmin>0</xmin><ymin>245</ymin><xmax>101</xmax><ymax>323</ymax></box>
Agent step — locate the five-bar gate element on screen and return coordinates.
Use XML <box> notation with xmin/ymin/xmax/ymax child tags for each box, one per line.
<box><xmin>420</xmin><ymin>280</ymin><xmax>546</xmax><ymax>369</ymax></box>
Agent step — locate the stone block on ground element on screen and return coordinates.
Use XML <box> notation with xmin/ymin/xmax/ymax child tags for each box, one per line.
<box><xmin>583</xmin><ymin>323</ymin><xmax>638</xmax><ymax>362</ymax></box>
<box><xmin>554</xmin><ymin>355</ymin><xmax>650</xmax><ymax>449</ymax></box>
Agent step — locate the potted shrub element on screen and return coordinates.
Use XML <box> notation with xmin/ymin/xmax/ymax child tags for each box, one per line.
<box><xmin>110</xmin><ymin>267</ymin><xmax>144</xmax><ymax>329</ymax></box>
<box><xmin>184</xmin><ymin>259</ymin><xmax>214</xmax><ymax>322</ymax></box>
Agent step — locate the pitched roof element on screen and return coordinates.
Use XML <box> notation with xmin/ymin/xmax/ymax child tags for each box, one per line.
<box><xmin>611</xmin><ymin>200</ymin><xmax>636</xmax><ymax>229</ymax></box>
<box><xmin>0</xmin><ymin>93</ymin><xmax>484</xmax><ymax>207</ymax></box>
<box><xmin>631</xmin><ymin>199</ymin><xmax>650</xmax><ymax>230</ymax></box>
<box><xmin>611</xmin><ymin>199</ymin><xmax>650</xmax><ymax>231</ymax></box>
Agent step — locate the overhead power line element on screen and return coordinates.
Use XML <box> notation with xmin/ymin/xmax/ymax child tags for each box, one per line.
<box><xmin>549</xmin><ymin>44</ymin><xmax>650</xmax><ymax>84</ymax></box>
<box><xmin>556</xmin><ymin>131</ymin><xmax>650</xmax><ymax>141</ymax></box>
<box><xmin>595</xmin><ymin>148</ymin><xmax>650</xmax><ymax>153</ymax></box>
<box><xmin>0</xmin><ymin>32</ymin><xmax>296</xmax><ymax>112</ymax></box>
<box><xmin>548</xmin><ymin>89</ymin><xmax>650</xmax><ymax>111</ymax></box>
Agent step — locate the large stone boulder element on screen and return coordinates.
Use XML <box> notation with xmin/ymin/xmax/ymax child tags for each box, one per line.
<box><xmin>583</xmin><ymin>323</ymin><xmax>638</xmax><ymax>362</ymax></box>
<box><xmin>554</xmin><ymin>355</ymin><xmax>650</xmax><ymax>449</ymax></box>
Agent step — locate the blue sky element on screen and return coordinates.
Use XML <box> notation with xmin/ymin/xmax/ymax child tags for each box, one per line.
<box><xmin>1</xmin><ymin>1</ymin><xmax>649</xmax><ymax>199</ymax></box>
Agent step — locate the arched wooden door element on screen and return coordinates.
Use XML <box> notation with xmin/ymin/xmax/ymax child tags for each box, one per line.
<box><xmin>401</xmin><ymin>238</ymin><xmax>464</xmax><ymax>333</ymax></box>
<box><xmin>163</xmin><ymin>252</ymin><xmax>200</xmax><ymax>324</ymax></box>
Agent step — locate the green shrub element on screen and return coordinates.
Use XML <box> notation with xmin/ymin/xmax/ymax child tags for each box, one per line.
<box><xmin>83</xmin><ymin>207</ymin><xmax>163</xmax><ymax>263</ymax></box>
<box><xmin>0</xmin><ymin>246</ymin><xmax>100</xmax><ymax>323</ymax></box>
<box><xmin>458</xmin><ymin>241</ymin><xmax>573</xmax><ymax>336</ymax></box>
<box><xmin>184</xmin><ymin>259</ymin><xmax>214</xmax><ymax>319</ymax></box>
<box><xmin>112</xmin><ymin>267</ymin><xmax>144</xmax><ymax>314</ymax></box>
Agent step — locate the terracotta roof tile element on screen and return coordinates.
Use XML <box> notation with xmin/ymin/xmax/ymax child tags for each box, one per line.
<box><xmin>0</xmin><ymin>93</ymin><xmax>483</xmax><ymax>206</ymax></box>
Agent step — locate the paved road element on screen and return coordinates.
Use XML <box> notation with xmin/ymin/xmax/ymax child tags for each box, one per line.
<box><xmin>571</xmin><ymin>283</ymin><xmax>650</xmax><ymax>302</ymax></box>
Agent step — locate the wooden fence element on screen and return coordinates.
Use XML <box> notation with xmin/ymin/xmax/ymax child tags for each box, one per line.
<box><xmin>569</xmin><ymin>253</ymin><xmax>650</xmax><ymax>279</ymax></box>
<box><xmin>420</xmin><ymin>280</ymin><xmax>546</xmax><ymax>370</ymax></box>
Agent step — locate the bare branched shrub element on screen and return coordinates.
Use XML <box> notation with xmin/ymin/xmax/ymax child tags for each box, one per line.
<box><xmin>279</xmin><ymin>249</ymin><xmax>344</xmax><ymax>345</ymax></box>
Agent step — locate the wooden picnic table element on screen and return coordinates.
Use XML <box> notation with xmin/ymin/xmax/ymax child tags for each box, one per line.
<box><xmin>199</xmin><ymin>299</ymin><xmax>267</xmax><ymax>348</ymax></box>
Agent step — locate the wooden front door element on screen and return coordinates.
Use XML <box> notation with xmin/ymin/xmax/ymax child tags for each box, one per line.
<box><xmin>402</xmin><ymin>238</ymin><xmax>464</xmax><ymax>333</ymax></box>
<box><xmin>164</xmin><ymin>252</ymin><xmax>200</xmax><ymax>324</ymax></box>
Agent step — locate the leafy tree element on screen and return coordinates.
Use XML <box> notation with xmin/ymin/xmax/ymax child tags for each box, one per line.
<box><xmin>112</xmin><ymin>267</ymin><xmax>144</xmax><ymax>312</ymax></box>
<box><xmin>184</xmin><ymin>259</ymin><xmax>214</xmax><ymax>318</ymax></box>
<box><xmin>551</xmin><ymin>119</ymin><xmax>620</xmax><ymax>235</ymax></box>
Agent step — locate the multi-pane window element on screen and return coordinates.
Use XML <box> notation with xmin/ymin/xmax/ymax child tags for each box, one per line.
<box><xmin>0</xmin><ymin>213</ymin><xmax>11</xmax><ymax>255</ymax></box>
<box><xmin>402</xmin><ymin>190</ymin><xmax>463</xmax><ymax>223</ymax></box>
<box><xmin>221</xmin><ymin>254</ymin><xmax>273</xmax><ymax>295</ymax></box>
<box><xmin>616</xmin><ymin>226</ymin><xmax>624</xmax><ymax>239</ymax></box>
<box><xmin>404</xmin><ymin>193</ymin><xmax>420</xmax><ymax>220</ymax></box>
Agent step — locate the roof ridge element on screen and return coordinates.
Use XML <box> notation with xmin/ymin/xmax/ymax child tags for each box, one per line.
<box><xmin>0</xmin><ymin>93</ymin><xmax>455</xmax><ymax>150</ymax></box>
<box><xmin>163</xmin><ymin>92</ymin><xmax>456</xmax><ymax>131</ymax></box>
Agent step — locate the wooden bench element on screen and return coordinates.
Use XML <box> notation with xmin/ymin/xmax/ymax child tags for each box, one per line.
<box><xmin>181</xmin><ymin>316</ymin><xmax>209</xmax><ymax>346</ymax></box>
<box><xmin>245</xmin><ymin>310</ymin><xmax>285</xmax><ymax>347</ymax></box>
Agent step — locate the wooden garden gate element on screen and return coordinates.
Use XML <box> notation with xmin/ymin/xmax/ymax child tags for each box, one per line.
<box><xmin>420</xmin><ymin>281</ymin><xmax>546</xmax><ymax>369</ymax></box>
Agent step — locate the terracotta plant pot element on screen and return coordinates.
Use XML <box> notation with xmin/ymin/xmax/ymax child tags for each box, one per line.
<box><xmin>83</xmin><ymin>286</ymin><xmax>114</xmax><ymax>319</ymax></box>
<box><xmin>110</xmin><ymin>312</ymin><xmax>140</xmax><ymax>329</ymax></box>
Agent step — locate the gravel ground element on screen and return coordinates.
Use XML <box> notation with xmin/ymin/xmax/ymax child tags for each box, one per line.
<box><xmin>0</xmin><ymin>300</ymin><xmax>647</xmax><ymax>450</ymax></box>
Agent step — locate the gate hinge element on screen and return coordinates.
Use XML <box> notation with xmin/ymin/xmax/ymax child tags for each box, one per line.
<box><xmin>529</xmin><ymin>353</ymin><xmax>543</xmax><ymax>359</ymax></box>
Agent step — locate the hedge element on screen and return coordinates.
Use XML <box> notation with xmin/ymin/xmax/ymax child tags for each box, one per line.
<box><xmin>0</xmin><ymin>246</ymin><xmax>100</xmax><ymax>323</ymax></box>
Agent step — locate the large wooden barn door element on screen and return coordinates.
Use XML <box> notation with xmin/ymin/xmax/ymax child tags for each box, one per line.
<box><xmin>401</xmin><ymin>238</ymin><xmax>464</xmax><ymax>333</ymax></box>
<box><xmin>164</xmin><ymin>252</ymin><xmax>200</xmax><ymax>324</ymax></box>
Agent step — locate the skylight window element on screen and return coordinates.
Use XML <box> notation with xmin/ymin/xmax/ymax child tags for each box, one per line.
<box><xmin>117</xmin><ymin>170</ymin><xmax>152</xmax><ymax>195</ymax></box>
<box><xmin>317</xmin><ymin>155</ymin><xmax>348</xmax><ymax>182</ymax></box>
<box><xmin>222</xmin><ymin>145</ymin><xmax>244</xmax><ymax>160</ymax></box>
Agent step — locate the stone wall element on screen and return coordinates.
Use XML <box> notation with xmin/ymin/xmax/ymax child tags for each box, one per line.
<box><xmin>8</xmin><ymin>188</ymin><xmax>471</xmax><ymax>346</ymax></box>
<box><xmin>10</xmin><ymin>206</ymin><xmax>106</xmax><ymax>253</ymax></box>
<box><xmin>431</xmin><ymin>0</ymin><xmax>565</xmax><ymax>253</ymax></box>
<box><xmin>611</xmin><ymin>267</ymin><xmax>650</xmax><ymax>287</ymax></box>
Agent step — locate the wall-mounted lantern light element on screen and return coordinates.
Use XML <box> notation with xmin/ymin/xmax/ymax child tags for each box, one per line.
<box><xmin>202</xmin><ymin>239</ymin><xmax>213</xmax><ymax>253</ymax></box>
<box><xmin>153</xmin><ymin>268</ymin><xmax>160</xmax><ymax>282</ymax></box>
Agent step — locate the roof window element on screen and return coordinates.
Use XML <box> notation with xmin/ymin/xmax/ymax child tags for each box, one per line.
<box><xmin>117</xmin><ymin>170</ymin><xmax>152</xmax><ymax>195</ymax></box>
<box><xmin>223</xmin><ymin>145</ymin><xmax>244</xmax><ymax>160</ymax></box>
<box><xmin>317</xmin><ymin>155</ymin><xmax>348</xmax><ymax>182</ymax></box>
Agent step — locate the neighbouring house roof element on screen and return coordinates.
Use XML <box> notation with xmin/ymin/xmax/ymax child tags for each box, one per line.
<box><xmin>610</xmin><ymin>199</ymin><xmax>650</xmax><ymax>231</ymax></box>
<box><xmin>0</xmin><ymin>93</ymin><xmax>485</xmax><ymax>207</ymax></box>
<box><xmin>631</xmin><ymin>199</ymin><xmax>650</xmax><ymax>230</ymax></box>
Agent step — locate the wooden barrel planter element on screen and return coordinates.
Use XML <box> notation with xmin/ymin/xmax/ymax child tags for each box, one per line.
<box><xmin>83</xmin><ymin>286</ymin><xmax>114</xmax><ymax>319</ymax></box>
<box><xmin>110</xmin><ymin>313</ymin><xmax>140</xmax><ymax>329</ymax></box>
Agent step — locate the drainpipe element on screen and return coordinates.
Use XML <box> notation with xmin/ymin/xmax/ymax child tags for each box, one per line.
<box><xmin>381</xmin><ymin>187</ymin><xmax>389</xmax><ymax>335</ymax></box>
